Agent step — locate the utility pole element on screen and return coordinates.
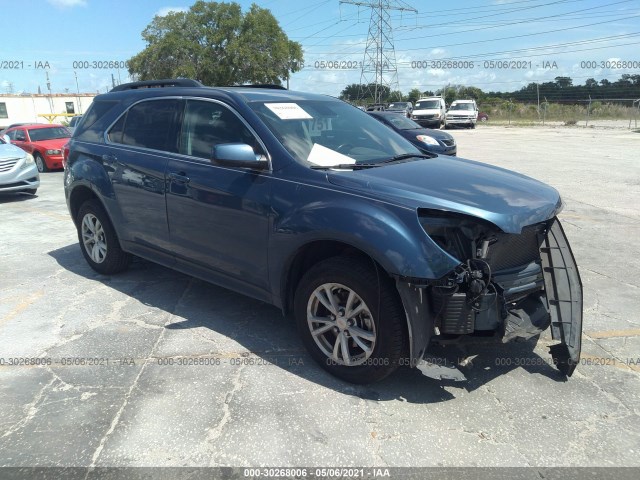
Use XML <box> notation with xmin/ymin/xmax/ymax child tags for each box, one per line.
<box><xmin>45</xmin><ymin>71</ymin><xmax>54</xmax><ymax>113</ymax></box>
<box><xmin>74</xmin><ymin>71</ymin><xmax>83</xmax><ymax>114</ymax></box>
<box><xmin>340</xmin><ymin>1</ymin><xmax>417</xmax><ymax>105</ymax></box>
<box><xmin>111</xmin><ymin>74</ymin><xmax>117</xmax><ymax>89</ymax></box>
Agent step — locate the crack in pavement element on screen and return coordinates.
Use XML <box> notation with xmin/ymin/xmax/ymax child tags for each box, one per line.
<box><xmin>0</xmin><ymin>376</ymin><xmax>56</xmax><ymax>439</ymax></box>
<box><xmin>582</xmin><ymin>267</ymin><xmax>639</xmax><ymax>290</ymax></box>
<box><xmin>84</xmin><ymin>279</ymin><xmax>195</xmax><ymax>473</ymax></box>
<box><xmin>207</xmin><ymin>363</ymin><xmax>246</xmax><ymax>467</ymax></box>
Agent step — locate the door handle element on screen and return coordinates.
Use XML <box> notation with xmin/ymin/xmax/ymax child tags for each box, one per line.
<box><xmin>102</xmin><ymin>154</ymin><xmax>117</xmax><ymax>165</ymax></box>
<box><xmin>169</xmin><ymin>172</ymin><xmax>190</xmax><ymax>184</ymax></box>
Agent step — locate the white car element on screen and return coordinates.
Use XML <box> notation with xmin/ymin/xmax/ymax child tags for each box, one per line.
<box><xmin>444</xmin><ymin>99</ymin><xmax>478</xmax><ymax>129</ymax></box>
<box><xmin>0</xmin><ymin>134</ymin><xmax>40</xmax><ymax>195</ymax></box>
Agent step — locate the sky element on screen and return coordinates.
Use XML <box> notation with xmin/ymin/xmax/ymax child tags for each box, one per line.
<box><xmin>1</xmin><ymin>0</ymin><xmax>639</xmax><ymax>97</ymax></box>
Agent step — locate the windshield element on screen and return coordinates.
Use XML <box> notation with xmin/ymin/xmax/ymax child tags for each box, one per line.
<box><xmin>387</xmin><ymin>103</ymin><xmax>409</xmax><ymax>110</ymax></box>
<box><xmin>414</xmin><ymin>100</ymin><xmax>440</xmax><ymax>109</ymax></box>
<box><xmin>380</xmin><ymin>115</ymin><xmax>422</xmax><ymax>130</ymax></box>
<box><xmin>249</xmin><ymin>100</ymin><xmax>421</xmax><ymax>166</ymax></box>
<box><xmin>28</xmin><ymin>127</ymin><xmax>70</xmax><ymax>141</ymax></box>
<box><xmin>450</xmin><ymin>103</ymin><xmax>475</xmax><ymax>111</ymax></box>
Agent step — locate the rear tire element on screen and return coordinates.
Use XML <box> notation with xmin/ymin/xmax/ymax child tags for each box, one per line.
<box><xmin>34</xmin><ymin>153</ymin><xmax>48</xmax><ymax>173</ymax></box>
<box><xmin>77</xmin><ymin>199</ymin><xmax>131</xmax><ymax>274</ymax></box>
<box><xmin>294</xmin><ymin>256</ymin><xmax>405</xmax><ymax>384</ymax></box>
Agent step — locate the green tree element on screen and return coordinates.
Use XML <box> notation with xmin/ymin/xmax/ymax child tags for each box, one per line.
<box><xmin>127</xmin><ymin>1</ymin><xmax>303</xmax><ymax>86</ymax></box>
<box><xmin>339</xmin><ymin>83</ymin><xmax>392</xmax><ymax>104</ymax></box>
<box><xmin>407</xmin><ymin>88</ymin><xmax>422</xmax><ymax>104</ymax></box>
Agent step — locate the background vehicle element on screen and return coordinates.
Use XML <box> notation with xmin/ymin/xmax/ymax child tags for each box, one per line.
<box><xmin>477</xmin><ymin>111</ymin><xmax>489</xmax><ymax>122</ymax></box>
<box><xmin>411</xmin><ymin>97</ymin><xmax>446</xmax><ymax>128</ymax></box>
<box><xmin>386</xmin><ymin>101</ymin><xmax>413</xmax><ymax>117</ymax></box>
<box><xmin>5</xmin><ymin>124</ymin><xmax>71</xmax><ymax>172</ymax></box>
<box><xmin>445</xmin><ymin>99</ymin><xmax>479</xmax><ymax>129</ymax></box>
<box><xmin>67</xmin><ymin>115</ymin><xmax>83</xmax><ymax>134</ymax></box>
<box><xmin>64</xmin><ymin>79</ymin><xmax>582</xmax><ymax>384</ymax></box>
<box><xmin>365</xmin><ymin>103</ymin><xmax>386</xmax><ymax>111</ymax></box>
<box><xmin>368</xmin><ymin>111</ymin><xmax>456</xmax><ymax>156</ymax></box>
<box><xmin>0</xmin><ymin>134</ymin><xmax>40</xmax><ymax>195</ymax></box>
<box><xmin>0</xmin><ymin>123</ymin><xmax>38</xmax><ymax>136</ymax></box>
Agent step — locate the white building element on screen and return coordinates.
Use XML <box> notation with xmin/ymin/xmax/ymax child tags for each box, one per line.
<box><xmin>0</xmin><ymin>93</ymin><xmax>96</xmax><ymax>128</ymax></box>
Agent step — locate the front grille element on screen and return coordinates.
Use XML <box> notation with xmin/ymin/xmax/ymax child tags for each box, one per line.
<box><xmin>0</xmin><ymin>158</ymin><xmax>19</xmax><ymax>172</ymax></box>
<box><xmin>441</xmin><ymin>139</ymin><xmax>455</xmax><ymax>147</ymax></box>
<box><xmin>484</xmin><ymin>223</ymin><xmax>545</xmax><ymax>272</ymax></box>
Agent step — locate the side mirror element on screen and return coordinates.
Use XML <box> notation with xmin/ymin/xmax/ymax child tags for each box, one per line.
<box><xmin>2</xmin><ymin>134</ymin><xmax>10</xmax><ymax>143</ymax></box>
<box><xmin>212</xmin><ymin>143</ymin><xmax>268</xmax><ymax>170</ymax></box>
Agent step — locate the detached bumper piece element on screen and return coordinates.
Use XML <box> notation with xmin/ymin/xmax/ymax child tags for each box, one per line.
<box><xmin>540</xmin><ymin>218</ymin><xmax>583</xmax><ymax>376</ymax></box>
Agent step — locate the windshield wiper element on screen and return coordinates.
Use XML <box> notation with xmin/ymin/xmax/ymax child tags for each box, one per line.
<box><xmin>311</xmin><ymin>153</ymin><xmax>433</xmax><ymax>170</ymax></box>
<box><xmin>381</xmin><ymin>153</ymin><xmax>434</xmax><ymax>163</ymax></box>
<box><xmin>310</xmin><ymin>163</ymin><xmax>381</xmax><ymax>170</ymax></box>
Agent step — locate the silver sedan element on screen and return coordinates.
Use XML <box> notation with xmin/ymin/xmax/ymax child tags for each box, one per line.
<box><xmin>0</xmin><ymin>134</ymin><xmax>40</xmax><ymax>195</ymax></box>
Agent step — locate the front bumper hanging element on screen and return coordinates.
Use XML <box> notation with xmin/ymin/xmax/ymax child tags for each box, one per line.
<box><xmin>540</xmin><ymin>218</ymin><xmax>583</xmax><ymax>376</ymax></box>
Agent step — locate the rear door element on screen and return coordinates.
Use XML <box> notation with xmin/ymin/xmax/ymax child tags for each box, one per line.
<box><xmin>104</xmin><ymin>98</ymin><xmax>182</xmax><ymax>253</ymax></box>
<box><xmin>165</xmin><ymin>98</ymin><xmax>272</xmax><ymax>298</ymax></box>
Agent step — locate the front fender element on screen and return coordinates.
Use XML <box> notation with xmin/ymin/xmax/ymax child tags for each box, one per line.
<box><xmin>272</xmin><ymin>195</ymin><xmax>459</xmax><ymax>285</ymax></box>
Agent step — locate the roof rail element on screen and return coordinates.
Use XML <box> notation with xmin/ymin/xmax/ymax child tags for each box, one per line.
<box><xmin>110</xmin><ymin>78</ymin><xmax>203</xmax><ymax>92</ymax></box>
<box><xmin>230</xmin><ymin>84</ymin><xmax>287</xmax><ymax>90</ymax></box>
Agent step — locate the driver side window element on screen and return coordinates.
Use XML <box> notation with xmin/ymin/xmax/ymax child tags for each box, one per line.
<box><xmin>180</xmin><ymin>100</ymin><xmax>264</xmax><ymax>160</ymax></box>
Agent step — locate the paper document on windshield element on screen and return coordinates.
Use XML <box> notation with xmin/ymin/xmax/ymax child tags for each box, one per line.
<box><xmin>307</xmin><ymin>143</ymin><xmax>356</xmax><ymax>167</ymax></box>
<box><xmin>265</xmin><ymin>103</ymin><xmax>312</xmax><ymax>120</ymax></box>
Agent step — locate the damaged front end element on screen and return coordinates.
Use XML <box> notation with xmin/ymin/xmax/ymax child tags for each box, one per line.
<box><xmin>397</xmin><ymin>210</ymin><xmax>582</xmax><ymax>377</ymax></box>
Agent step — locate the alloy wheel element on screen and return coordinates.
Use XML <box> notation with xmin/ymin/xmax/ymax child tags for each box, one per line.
<box><xmin>306</xmin><ymin>283</ymin><xmax>376</xmax><ymax>366</ymax></box>
<box><xmin>81</xmin><ymin>213</ymin><xmax>107</xmax><ymax>264</ymax></box>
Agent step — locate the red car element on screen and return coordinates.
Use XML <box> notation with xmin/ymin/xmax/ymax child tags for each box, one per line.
<box><xmin>5</xmin><ymin>124</ymin><xmax>71</xmax><ymax>172</ymax></box>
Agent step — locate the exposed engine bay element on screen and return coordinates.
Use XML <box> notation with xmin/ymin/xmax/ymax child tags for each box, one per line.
<box><xmin>397</xmin><ymin>211</ymin><xmax>583</xmax><ymax>377</ymax></box>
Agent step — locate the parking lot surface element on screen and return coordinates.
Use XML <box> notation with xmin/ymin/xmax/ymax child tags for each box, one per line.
<box><xmin>1</xmin><ymin>125</ymin><xmax>639</xmax><ymax>468</ymax></box>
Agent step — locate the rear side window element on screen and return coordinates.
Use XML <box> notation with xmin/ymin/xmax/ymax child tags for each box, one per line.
<box><xmin>108</xmin><ymin>99</ymin><xmax>181</xmax><ymax>152</ymax></box>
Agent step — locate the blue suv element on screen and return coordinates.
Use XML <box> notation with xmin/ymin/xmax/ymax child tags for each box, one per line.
<box><xmin>64</xmin><ymin>79</ymin><xmax>582</xmax><ymax>383</ymax></box>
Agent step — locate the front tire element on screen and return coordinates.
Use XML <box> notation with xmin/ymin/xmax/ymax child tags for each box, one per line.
<box><xmin>294</xmin><ymin>256</ymin><xmax>405</xmax><ymax>384</ymax></box>
<box><xmin>34</xmin><ymin>153</ymin><xmax>48</xmax><ymax>173</ymax></box>
<box><xmin>77</xmin><ymin>199</ymin><xmax>131</xmax><ymax>274</ymax></box>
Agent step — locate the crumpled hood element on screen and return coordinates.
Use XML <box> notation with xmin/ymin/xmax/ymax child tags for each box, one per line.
<box><xmin>327</xmin><ymin>156</ymin><xmax>562</xmax><ymax>233</ymax></box>
<box><xmin>0</xmin><ymin>143</ymin><xmax>27</xmax><ymax>160</ymax></box>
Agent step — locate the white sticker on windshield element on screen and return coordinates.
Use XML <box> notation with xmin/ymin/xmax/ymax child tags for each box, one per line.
<box><xmin>265</xmin><ymin>103</ymin><xmax>313</xmax><ymax>120</ymax></box>
<box><xmin>307</xmin><ymin>143</ymin><xmax>355</xmax><ymax>167</ymax></box>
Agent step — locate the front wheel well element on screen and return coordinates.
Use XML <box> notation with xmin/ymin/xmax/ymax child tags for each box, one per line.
<box><xmin>283</xmin><ymin>240</ymin><xmax>397</xmax><ymax>315</ymax></box>
<box><xmin>69</xmin><ymin>186</ymin><xmax>99</xmax><ymax>226</ymax></box>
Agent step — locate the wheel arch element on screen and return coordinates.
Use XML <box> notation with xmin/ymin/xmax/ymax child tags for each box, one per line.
<box><xmin>69</xmin><ymin>185</ymin><xmax>102</xmax><ymax>227</ymax></box>
<box><xmin>281</xmin><ymin>240</ymin><xmax>390</xmax><ymax>316</ymax></box>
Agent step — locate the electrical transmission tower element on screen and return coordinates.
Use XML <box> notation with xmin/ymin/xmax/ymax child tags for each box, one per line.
<box><xmin>340</xmin><ymin>0</ymin><xmax>417</xmax><ymax>104</ymax></box>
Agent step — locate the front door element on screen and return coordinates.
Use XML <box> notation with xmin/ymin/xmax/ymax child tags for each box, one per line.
<box><xmin>165</xmin><ymin>99</ymin><xmax>272</xmax><ymax>297</ymax></box>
